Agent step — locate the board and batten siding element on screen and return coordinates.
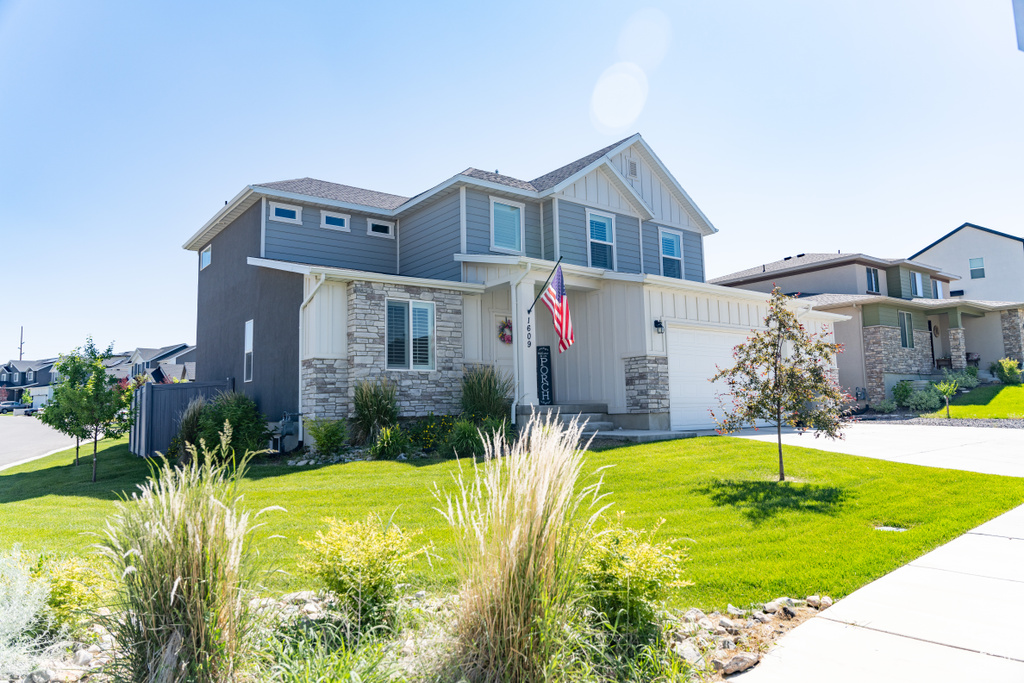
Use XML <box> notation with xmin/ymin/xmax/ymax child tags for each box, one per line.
<box><xmin>302</xmin><ymin>279</ymin><xmax>348</xmax><ymax>360</ymax></box>
<box><xmin>264</xmin><ymin>204</ymin><xmax>397</xmax><ymax>275</ymax></box>
<box><xmin>610</xmin><ymin>146</ymin><xmax>699</xmax><ymax>230</ymax></box>
<box><xmin>463</xmin><ymin>189</ymin><xmax>542</xmax><ymax>259</ymax></box>
<box><xmin>645</xmin><ymin>286</ymin><xmax>768</xmax><ymax>356</ymax></box>
<box><xmin>398</xmin><ymin>191</ymin><xmax>461</xmax><ymax>281</ymax></box>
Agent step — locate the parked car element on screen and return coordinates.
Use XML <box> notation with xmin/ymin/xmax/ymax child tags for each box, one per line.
<box><xmin>0</xmin><ymin>401</ymin><xmax>26</xmax><ymax>414</ymax></box>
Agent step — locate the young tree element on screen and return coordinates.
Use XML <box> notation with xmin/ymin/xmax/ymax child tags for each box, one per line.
<box><xmin>711</xmin><ymin>287</ymin><xmax>853</xmax><ymax>482</ymax></box>
<box><xmin>39</xmin><ymin>349</ymin><xmax>92</xmax><ymax>466</ymax></box>
<box><xmin>934</xmin><ymin>379</ymin><xmax>959</xmax><ymax>419</ymax></box>
<box><xmin>21</xmin><ymin>389</ymin><xmax>32</xmax><ymax>407</ymax></box>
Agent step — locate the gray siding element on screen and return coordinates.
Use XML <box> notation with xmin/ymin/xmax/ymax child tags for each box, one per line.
<box><xmin>464</xmin><ymin>189</ymin><xmax>542</xmax><ymax>258</ymax></box>
<box><xmin>524</xmin><ymin>202</ymin><xmax>542</xmax><ymax>259</ymax></box>
<box><xmin>399</xmin><ymin>191</ymin><xmax>461</xmax><ymax>281</ymax></box>
<box><xmin>542</xmin><ymin>200</ymin><xmax>554</xmax><ymax>260</ymax></box>
<box><xmin>557</xmin><ymin>201</ymin><xmax>588</xmax><ymax>267</ymax></box>
<box><xmin>616</xmin><ymin>214</ymin><xmax>641</xmax><ymax>274</ymax></box>
<box><xmin>264</xmin><ymin>204</ymin><xmax>397</xmax><ymax>275</ymax></box>
<box><xmin>641</xmin><ymin>221</ymin><xmax>704</xmax><ymax>282</ymax></box>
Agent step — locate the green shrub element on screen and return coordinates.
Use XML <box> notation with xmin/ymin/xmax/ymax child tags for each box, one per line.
<box><xmin>892</xmin><ymin>380</ymin><xmax>913</xmax><ymax>407</ymax></box>
<box><xmin>262</xmin><ymin>619</ymin><xmax>392</xmax><ymax>682</ymax></box>
<box><xmin>480</xmin><ymin>416</ymin><xmax>516</xmax><ymax>446</ymax></box>
<box><xmin>460</xmin><ymin>364</ymin><xmax>515</xmax><ymax>422</ymax></box>
<box><xmin>32</xmin><ymin>555</ymin><xmax>108</xmax><ymax>638</ymax></box>
<box><xmin>367</xmin><ymin>425</ymin><xmax>408</xmax><ymax>460</ymax></box>
<box><xmin>942</xmin><ymin>368</ymin><xmax>979</xmax><ymax>390</ymax></box>
<box><xmin>991</xmin><ymin>358</ymin><xmax>1022</xmax><ymax>385</ymax></box>
<box><xmin>964</xmin><ymin>365</ymin><xmax>979</xmax><ymax>378</ymax></box>
<box><xmin>298</xmin><ymin>514</ymin><xmax>420</xmax><ymax>630</ymax></box>
<box><xmin>874</xmin><ymin>398</ymin><xmax>898</xmax><ymax>414</ymax></box>
<box><xmin>934</xmin><ymin>380</ymin><xmax>959</xmax><ymax>419</ymax></box>
<box><xmin>407</xmin><ymin>413</ymin><xmax>456</xmax><ymax>451</ymax></box>
<box><xmin>352</xmin><ymin>379</ymin><xmax>398</xmax><ymax>443</ymax></box>
<box><xmin>167</xmin><ymin>395</ymin><xmax>206</xmax><ymax>461</ymax></box>
<box><xmin>197</xmin><ymin>392</ymin><xmax>271</xmax><ymax>459</ymax></box>
<box><xmin>442</xmin><ymin>419</ymin><xmax>484</xmax><ymax>458</ymax></box>
<box><xmin>580</xmin><ymin>514</ymin><xmax>690</xmax><ymax>633</ymax></box>
<box><xmin>905</xmin><ymin>387</ymin><xmax>942</xmax><ymax>412</ymax></box>
<box><xmin>305</xmin><ymin>418</ymin><xmax>348</xmax><ymax>458</ymax></box>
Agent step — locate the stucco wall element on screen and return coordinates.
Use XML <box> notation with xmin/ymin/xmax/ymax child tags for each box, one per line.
<box><xmin>915</xmin><ymin>228</ymin><xmax>1024</xmax><ymax>301</ymax></box>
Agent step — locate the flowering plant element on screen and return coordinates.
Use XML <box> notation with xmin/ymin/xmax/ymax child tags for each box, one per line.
<box><xmin>498</xmin><ymin>318</ymin><xmax>513</xmax><ymax>345</ymax></box>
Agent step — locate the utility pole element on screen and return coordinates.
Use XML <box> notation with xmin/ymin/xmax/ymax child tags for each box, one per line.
<box><xmin>18</xmin><ymin>326</ymin><xmax>24</xmax><ymax>361</ymax></box>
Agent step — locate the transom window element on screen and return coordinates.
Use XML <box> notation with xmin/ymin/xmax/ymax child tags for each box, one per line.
<box><xmin>386</xmin><ymin>300</ymin><xmax>435</xmax><ymax>370</ymax></box>
<box><xmin>898</xmin><ymin>311</ymin><xmax>914</xmax><ymax>348</ymax></box>
<box><xmin>200</xmin><ymin>245</ymin><xmax>212</xmax><ymax>270</ymax></box>
<box><xmin>367</xmin><ymin>219</ymin><xmax>395</xmax><ymax>239</ymax></box>
<box><xmin>490</xmin><ymin>197</ymin><xmax>524</xmax><ymax>254</ymax></box>
<box><xmin>910</xmin><ymin>272</ymin><xmax>923</xmax><ymax>297</ymax></box>
<box><xmin>586</xmin><ymin>209</ymin><xmax>615</xmax><ymax>270</ymax></box>
<box><xmin>243</xmin><ymin>319</ymin><xmax>254</xmax><ymax>383</ymax></box>
<box><xmin>969</xmin><ymin>257</ymin><xmax>985</xmax><ymax>279</ymax></box>
<box><xmin>320</xmin><ymin>210</ymin><xmax>350</xmax><ymax>231</ymax></box>
<box><xmin>659</xmin><ymin>228</ymin><xmax>683</xmax><ymax>279</ymax></box>
<box><xmin>866</xmin><ymin>267</ymin><xmax>880</xmax><ymax>293</ymax></box>
<box><xmin>269</xmin><ymin>202</ymin><xmax>302</xmax><ymax>225</ymax></box>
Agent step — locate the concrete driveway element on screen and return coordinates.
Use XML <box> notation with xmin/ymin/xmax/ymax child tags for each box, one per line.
<box><xmin>0</xmin><ymin>414</ymin><xmax>79</xmax><ymax>471</ymax></box>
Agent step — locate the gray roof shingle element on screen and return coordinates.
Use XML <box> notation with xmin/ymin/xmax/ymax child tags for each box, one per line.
<box><xmin>460</xmin><ymin>168</ymin><xmax>538</xmax><ymax>192</ymax></box>
<box><xmin>255</xmin><ymin>177</ymin><xmax>410</xmax><ymax>211</ymax></box>
<box><xmin>529</xmin><ymin>135</ymin><xmax>635</xmax><ymax>191</ymax></box>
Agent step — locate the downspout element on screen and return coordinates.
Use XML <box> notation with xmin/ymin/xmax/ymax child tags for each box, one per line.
<box><xmin>297</xmin><ymin>272</ymin><xmax>327</xmax><ymax>443</ymax></box>
<box><xmin>509</xmin><ymin>262</ymin><xmax>533</xmax><ymax>425</ymax></box>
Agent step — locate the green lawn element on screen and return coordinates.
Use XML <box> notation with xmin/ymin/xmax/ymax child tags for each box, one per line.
<box><xmin>924</xmin><ymin>384</ymin><xmax>1024</xmax><ymax>419</ymax></box>
<box><xmin>3</xmin><ymin>436</ymin><xmax>1024</xmax><ymax>611</ymax></box>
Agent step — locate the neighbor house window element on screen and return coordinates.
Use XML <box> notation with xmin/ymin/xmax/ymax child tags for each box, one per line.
<box><xmin>659</xmin><ymin>228</ymin><xmax>683</xmax><ymax>279</ymax></box>
<box><xmin>269</xmin><ymin>202</ymin><xmax>302</xmax><ymax>225</ymax></box>
<box><xmin>490</xmin><ymin>197</ymin><xmax>524</xmax><ymax>254</ymax></box>
<box><xmin>26</xmin><ymin>371</ymin><xmax>33</xmax><ymax>382</ymax></box>
<box><xmin>910</xmin><ymin>272</ymin><xmax>923</xmax><ymax>297</ymax></box>
<box><xmin>11</xmin><ymin>372</ymin><xmax>19</xmax><ymax>383</ymax></box>
<box><xmin>1</xmin><ymin>373</ymin><xmax>6</xmax><ymax>382</ymax></box>
<box><xmin>969</xmin><ymin>257</ymin><xmax>985</xmax><ymax>279</ymax></box>
<box><xmin>586</xmin><ymin>209</ymin><xmax>615</xmax><ymax>270</ymax></box>
<box><xmin>366</xmin><ymin>219</ymin><xmax>395</xmax><ymax>239</ymax></box>
<box><xmin>320</xmin><ymin>210</ymin><xmax>350</xmax><ymax>231</ymax></box>
<box><xmin>866</xmin><ymin>267</ymin><xmax>880</xmax><ymax>293</ymax></box>
<box><xmin>933</xmin><ymin>280</ymin><xmax>943</xmax><ymax>299</ymax></box>
<box><xmin>386</xmin><ymin>300</ymin><xmax>435</xmax><ymax>370</ymax></box>
<box><xmin>898</xmin><ymin>311</ymin><xmax>914</xmax><ymax>348</ymax></box>
<box><xmin>200</xmin><ymin>245</ymin><xmax>211</xmax><ymax>270</ymax></box>
<box><xmin>243</xmin><ymin>319</ymin><xmax>254</xmax><ymax>383</ymax></box>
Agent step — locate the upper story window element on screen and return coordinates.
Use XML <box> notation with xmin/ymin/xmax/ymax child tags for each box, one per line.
<box><xmin>200</xmin><ymin>245</ymin><xmax>212</xmax><ymax>270</ymax></box>
<box><xmin>933</xmin><ymin>280</ymin><xmax>943</xmax><ymax>299</ymax></box>
<box><xmin>490</xmin><ymin>197</ymin><xmax>524</xmax><ymax>254</ymax></box>
<box><xmin>969</xmin><ymin>257</ymin><xmax>985</xmax><ymax>279</ymax></box>
<box><xmin>11</xmin><ymin>372</ymin><xmax>19</xmax><ymax>383</ymax></box>
<box><xmin>866</xmin><ymin>267</ymin><xmax>880</xmax><ymax>293</ymax></box>
<box><xmin>243</xmin><ymin>319</ymin><xmax>254</xmax><ymax>383</ymax></box>
<box><xmin>386</xmin><ymin>300</ymin><xmax>435</xmax><ymax>370</ymax></box>
<box><xmin>898</xmin><ymin>311</ymin><xmax>914</xmax><ymax>348</ymax></box>
<box><xmin>659</xmin><ymin>228</ymin><xmax>683</xmax><ymax>279</ymax></box>
<box><xmin>320</xmin><ymin>210</ymin><xmax>350</xmax><ymax>232</ymax></box>
<box><xmin>26</xmin><ymin>371</ymin><xmax>34</xmax><ymax>382</ymax></box>
<box><xmin>367</xmin><ymin>219</ymin><xmax>395</xmax><ymax>239</ymax></box>
<box><xmin>586</xmin><ymin>209</ymin><xmax>615</xmax><ymax>270</ymax></box>
<box><xmin>1</xmin><ymin>373</ymin><xmax>6</xmax><ymax>382</ymax></box>
<box><xmin>269</xmin><ymin>202</ymin><xmax>302</xmax><ymax>225</ymax></box>
<box><xmin>910</xmin><ymin>272</ymin><xmax>923</xmax><ymax>297</ymax></box>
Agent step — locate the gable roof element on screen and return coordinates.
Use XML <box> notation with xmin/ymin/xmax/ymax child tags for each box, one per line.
<box><xmin>130</xmin><ymin>344</ymin><xmax>190</xmax><ymax>364</ymax></box>
<box><xmin>909</xmin><ymin>222</ymin><xmax>1024</xmax><ymax>260</ymax></box>
<box><xmin>253</xmin><ymin>178</ymin><xmax>410</xmax><ymax>211</ymax></box>
<box><xmin>529</xmin><ymin>136</ymin><xmax>634</xmax><ymax>192</ymax></box>
<box><xmin>710</xmin><ymin>252</ymin><xmax>957</xmax><ymax>287</ymax></box>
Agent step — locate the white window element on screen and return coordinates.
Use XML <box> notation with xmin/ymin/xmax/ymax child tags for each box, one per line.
<box><xmin>969</xmin><ymin>257</ymin><xmax>985</xmax><ymax>279</ymax></box>
<box><xmin>243</xmin><ymin>319</ymin><xmax>254</xmax><ymax>383</ymax></box>
<box><xmin>898</xmin><ymin>311</ymin><xmax>914</xmax><ymax>348</ymax></box>
<box><xmin>866</xmin><ymin>267</ymin><xmax>880</xmax><ymax>293</ymax></box>
<box><xmin>26</xmin><ymin>371</ymin><xmax>33</xmax><ymax>382</ymax></box>
<box><xmin>366</xmin><ymin>218</ymin><xmax>395</xmax><ymax>239</ymax></box>
<box><xmin>490</xmin><ymin>197</ymin><xmax>525</xmax><ymax>254</ymax></box>
<box><xmin>933</xmin><ymin>280</ymin><xmax>943</xmax><ymax>299</ymax></box>
<box><xmin>1</xmin><ymin>373</ymin><xmax>6</xmax><ymax>382</ymax></box>
<box><xmin>659</xmin><ymin>228</ymin><xmax>683</xmax><ymax>279</ymax></box>
<box><xmin>320</xmin><ymin>210</ymin><xmax>350</xmax><ymax>231</ymax></box>
<box><xmin>269</xmin><ymin>202</ymin><xmax>302</xmax><ymax>225</ymax></box>
<box><xmin>200</xmin><ymin>245</ymin><xmax>212</xmax><ymax>270</ymax></box>
<box><xmin>11</xmin><ymin>372</ymin><xmax>19</xmax><ymax>383</ymax></box>
<box><xmin>586</xmin><ymin>209</ymin><xmax>615</xmax><ymax>270</ymax></box>
<box><xmin>386</xmin><ymin>300</ymin><xmax>435</xmax><ymax>370</ymax></box>
<box><xmin>911</xmin><ymin>272</ymin><xmax>923</xmax><ymax>297</ymax></box>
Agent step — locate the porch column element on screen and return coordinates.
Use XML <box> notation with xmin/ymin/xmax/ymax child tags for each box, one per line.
<box><xmin>516</xmin><ymin>277</ymin><xmax>539</xmax><ymax>407</ymax></box>
<box><xmin>1000</xmin><ymin>309</ymin><xmax>1024</xmax><ymax>364</ymax></box>
<box><xmin>948</xmin><ymin>328</ymin><xmax>966</xmax><ymax>370</ymax></box>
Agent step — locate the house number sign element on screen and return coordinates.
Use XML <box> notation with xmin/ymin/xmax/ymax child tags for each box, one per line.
<box><xmin>536</xmin><ymin>345</ymin><xmax>553</xmax><ymax>406</ymax></box>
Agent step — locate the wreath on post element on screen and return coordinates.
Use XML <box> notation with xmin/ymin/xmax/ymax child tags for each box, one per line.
<box><xmin>498</xmin><ymin>318</ymin><xmax>513</xmax><ymax>345</ymax></box>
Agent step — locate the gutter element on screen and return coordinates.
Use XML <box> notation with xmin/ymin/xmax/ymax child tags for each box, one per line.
<box><xmin>508</xmin><ymin>263</ymin><xmax>533</xmax><ymax>425</ymax></box>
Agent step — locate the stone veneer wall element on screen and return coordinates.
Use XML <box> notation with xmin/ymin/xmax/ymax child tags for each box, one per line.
<box><xmin>1001</xmin><ymin>309</ymin><xmax>1024</xmax><ymax>364</ymax></box>
<box><xmin>301</xmin><ymin>359</ymin><xmax>347</xmax><ymax>421</ymax></box>
<box><xmin>948</xmin><ymin>328</ymin><xmax>966</xmax><ymax>370</ymax></box>
<box><xmin>862</xmin><ymin>326</ymin><xmax>933</xmax><ymax>403</ymax></box>
<box><xmin>624</xmin><ymin>355</ymin><xmax>669</xmax><ymax>413</ymax></box>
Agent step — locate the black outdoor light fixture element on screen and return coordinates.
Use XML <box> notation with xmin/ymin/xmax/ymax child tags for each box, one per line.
<box><xmin>654</xmin><ymin>320</ymin><xmax>665</xmax><ymax>334</ymax></box>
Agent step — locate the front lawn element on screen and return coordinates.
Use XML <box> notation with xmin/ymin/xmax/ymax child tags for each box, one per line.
<box><xmin>923</xmin><ymin>383</ymin><xmax>1024</xmax><ymax>419</ymax></box>
<box><xmin>3</xmin><ymin>435</ymin><xmax>1024</xmax><ymax>611</ymax></box>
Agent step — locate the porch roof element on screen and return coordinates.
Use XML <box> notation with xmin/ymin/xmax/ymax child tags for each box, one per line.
<box><xmin>801</xmin><ymin>292</ymin><xmax>1024</xmax><ymax>316</ymax></box>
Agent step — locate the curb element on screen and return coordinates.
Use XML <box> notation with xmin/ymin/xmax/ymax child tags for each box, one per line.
<box><xmin>0</xmin><ymin>443</ymin><xmax>81</xmax><ymax>474</ymax></box>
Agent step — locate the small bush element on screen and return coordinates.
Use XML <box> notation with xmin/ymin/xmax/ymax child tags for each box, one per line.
<box><xmin>0</xmin><ymin>546</ymin><xmax>66</xmax><ymax>678</ymax></box>
<box><xmin>991</xmin><ymin>358</ymin><xmax>1022</xmax><ymax>385</ymax></box>
<box><xmin>305</xmin><ymin>418</ymin><xmax>348</xmax><ymax>457</ymax></box>
<box><xmin>964</xmin><ymin>365</ymin><xmax>979</xmax><ymax>378</ymax></box>
<box><xmin>892</xmin><ymin>380</ymin><xmax>913</xmax><ymax>407</ymax></box>
<box><xmin>167</xmin><ymin>395</ymin><xmax>206</xmax><ymax>461</ymax></box>
<box><xmin>368</xmin><ymin>425</ymin><xmax>408</xmax><ymax>460</ymax></box>
<box><xmin>352</xmin><ymin>379</ymin><xmax>398</xmax><ymax>443</ymax></box>
<box><xmin>874</xmin><ymin>398</ymin><xmax>898</xmax><ymax>414</ymax></box>
<box><xmin>460</xmin><ymin>364</ymin><xmax>515</xmax><ymax>422</ymax></box>
<box><xmin>407</xmin><ymin>413</ymin><xmax>456</xmax><ymax>451</ymax></box>
<box><xmin>299</xmin><ymin>514</ymin><xmax>420</xmax><ymax>631</ymax></box>
<box><xmin>32</xmin><ymin>555</ymin><xmax>107</xmax><ymax>638</ymax></box>
<box><xmin>942</xmin><ymin>368</ymin><xmax>979</xmax><ymax>390</ymax></box>
<box><xmin>198</xmin><ymin>392</ymin><xmax>271</xmax><ymax>459</ymax></box>
<box><xmin>905</xmin><ymin>387</ymin><xmax>942</xmax><ymax>412</ymax></box>
<box><xmin>442</xmin><ymin>419</ymin><xmax>484</xmax><ymax>458</ymax></box>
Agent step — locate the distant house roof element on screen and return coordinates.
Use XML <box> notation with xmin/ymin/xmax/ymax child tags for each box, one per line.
<box><xmin>798</xmin><ymin>292</ymin><xmax>1024</xmax><ymax>312</ymax></box>
<box><xmin>709</xmin><ymin>252</ymin><xmax>957</xmax><ymax>287</ymax></box>
<box><xmin>6</xmin><ymin>358</ymin><xmax>56</xmax><ymax>373</ymax></box>
<box><xmin>909</xmin><ymin>222</ymin><xmax>1024</xmax><ymax>260</ymax></box>
<box><xmin>254</xmin><ymin>178</ymin><xmax>410</xmax><ymax>211</ymax></box>
<box><xmin>131</xmin><ymin>344</ymin><xmax>190</xmax><ymax>364</ymax></box>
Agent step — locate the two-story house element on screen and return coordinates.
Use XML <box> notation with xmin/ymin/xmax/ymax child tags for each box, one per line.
<box><xmin>127</xmin><ymin>344</ymin><xmax>196</xmax><ymax>383</ymax></box>
<box><xmin>911</xmin><ymin>223</ymin><xmax>1024</xmax><ymax>302</ymax></box>
<box><xmin>711</xmin><ymin>252</ymin><xmax>1024</xmax><ymax>404</ymax></box>
<box><xmin>0</xmin><ymin>358</ymin><xmax>58</xmax><ymax>406</ymax></box>
<box><xmin>183</xmin><ymin>134</ymin><xmax>843</xmax><ymax>443</ymax></box>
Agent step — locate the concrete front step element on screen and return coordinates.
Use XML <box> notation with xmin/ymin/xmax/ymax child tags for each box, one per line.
<box><xmin>518</xmin><ymin>403</ymin><xmax>609</xmax><ymax>416</ymax></box>
<box><xmin>582</xmin><ymin>429</ymin><xmax>699</xmax><ymax>444</ymax></box>
<box><xmin>579</xmin><ymin>420</ymin><xmax>615</xmax><ymax>432</ymax></box>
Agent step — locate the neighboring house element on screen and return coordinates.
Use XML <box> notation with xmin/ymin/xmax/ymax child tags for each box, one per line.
<box><xmin>128</xmin><ymin>344</ymin><xmax>195</xmax><ymax>383</ymax></box>
<box><xmin>0</xmin><ymin>358</ymin><xmax>57</xmax><ymax>406</ymax></box>
<box><xmin>711</xmin><ymin>252</ymin><xmax>1024</xmax><ymax>404</ymax></box>
<box><xmin>910</xmin><ymin>223</ymin><xmax>1024</xmax><ymax>302</ymax></box>
<box><xmin>183</xmin><ymin>133</ymin><xmax>842</xmax><ymax>444</ymax></box>
<box><xmin>101</xmin><ymin>352</ymin><xmax>134</xmax><ymax>382</ymax></box>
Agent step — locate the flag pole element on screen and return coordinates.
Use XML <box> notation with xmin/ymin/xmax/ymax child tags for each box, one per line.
<box><xmin>527</xmin><ymin>256</ymin><xmax>563</xmax><ymax>314</ymax></box>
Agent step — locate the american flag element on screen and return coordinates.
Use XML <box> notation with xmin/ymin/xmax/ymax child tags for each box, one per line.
<box><xmin>541</xmin><ymin>265</ymin><xmax>574</xmax><ymax>352</ymax></box>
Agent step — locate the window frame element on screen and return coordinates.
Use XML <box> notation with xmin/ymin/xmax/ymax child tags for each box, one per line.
<box><xmin>658</xmin><ymin>226</ymin><xmax>684</xmax><ymax>279</ymax></box>
<box><xmin>932</xmin><ymin>280</ymin><xmax>943</xmax><ymax>299</ymax></box>
<box><xmin>26</xmin><ymin>370</ymin><xmax>33</xmax><ymax>382</ymax></box>
<box><xmin>489</xmin><ymin>196</ymin><xmax>526</xmax><ymax>255</ymax></box>
<box><xmin>910</xmin><ymin>272</ymin><xmax>923</xmax><ymax>297</ymax></box>
<box><xmin>898</xmin><ymin>310</ymin><xmax>914</xmax><ymax>348</ymax></box>
<box><xmin>385</xmin><ymin>299</ymin><xmax>436</xmax><ymax>371</ymax></box>
<box><xmin>866</xmin><ymin>267</ymin><xmax>880</xmax><ymax>293</ymax></box>
<box><xmin>1</xmin><ymin>373</ymin><xmax>6</xmax><ymax>382</ymax></box>
<box><xmin>366</xmin><ymin>218</ymin><xmax>396</xmax><ymax>240</ymax></box>
<box><xmin>243</xmin><ymin>319</ymin><xmax>254</xmax><ymax>383</ymax></box>
<box><xmin>969</xmin><ymin>257</ymin><xmax>985</xmax><ymax>279</ymax></box>
<box><xmin>268</xmin><ymin>201</ymin><xmax>303</xmax><ymax>225</ymax></box>
<box><xmin>200</xmin><ymin>245</ymin><xmax>212</xmax><ymax>270</ymax></box>
<box><xmin>320</xmin><ymin>210</ymin><xmax>350</xmax><ymax>232</ymax></box>
<box><xmin>11</xmin><ymin>372</ymin><xmax>19</xmax><ymax>383</ymax></box>
<box><xmin>585</xmin><ymin>208</ymin><xmax>616</xmax><ymax>271</ymax></box>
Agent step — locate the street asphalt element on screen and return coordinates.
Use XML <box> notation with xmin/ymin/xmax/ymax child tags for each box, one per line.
<box><xmin>0</xmin><ymin>414</ymin><xmax>79</xmax><ymax>471</ymax></box>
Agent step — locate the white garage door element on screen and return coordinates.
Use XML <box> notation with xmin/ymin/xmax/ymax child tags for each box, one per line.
<box><xmin>667</xmin><ymin>327</ymin><xmax>748</xmax><ymax>430</ymax></box>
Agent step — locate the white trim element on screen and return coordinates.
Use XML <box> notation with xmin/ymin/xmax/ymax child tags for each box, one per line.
<box><xmin>183</xmin><ymin>186</ymin><xmax>255</xmax><ymax>250</ymax></box>
<box><xmin>268</xmin><ymin>201</ymin><xmax>303</xmax><ymax>225</ymax></box>
<box><xmin>489</xmin><ymin>196</ymin><xmax>526</xmax><ymax>255</ymax></box>
<box><xmin>552</xmin><ymin>197</ymin><xmax>561</xmax><ymax>260</ymax></box>
<box><xmin>366</xmin><ymin>218</ymin><xmax>395</xmax><ymax>239</ymax></box>
<box><xmin>459</xmin><ymin>186</ymin><xmax>467</xmax><ymax>254</ymax></box>
<box><xmin>319</xmin><ymin>209</ymin><xmax>350</xmax><ymax>231</ymax></box>
<box><xmin>585</xmin><ymin>208</ymin><xmax>616</xmax><ymax>270</ymax></box>
<box><xmin>911</xmin><ymin>271</ymin><xmax>924</xmax><ymax>297</ymax></box>
<box><xmin>247</xmin><ymin>257</ymin><xmax>486</xmax><ymax>293</ymax></box>
<box><xmin>657</xmin><ymin>226</ymin><xmax>684</xmax><ymax>279</ymax></box>
<box><xmin>384</xmin><ymin>298</ymin><xmax>436</xmax><ymax>371</ymax></box>
<box><xmin>629</xmin><ymin>137</ymin><xmax>718</xmax><ymax>235</ymax></box>
<box><xmin>260</xmin><ymin>197</ymin><xmax>266</xmax><ymax>257</ymax></box>
<box><xmin>200</xmin><ymin>245</ymin><xmax>212</xmax><ymax>271</ymax></box>
<box><xmin>243</xmin><ymin>319</ymin><xmax>254</xmax><ymax>382</ymax></box>
<box><xmin>866</xmin><ymin>266</ymin><xmax>880</xmax><ymax>293</ymax></box>
<box><xmin>898</xmin><ymin>310</ymin><xmax>914</xmax><ymax>348</ymax></box>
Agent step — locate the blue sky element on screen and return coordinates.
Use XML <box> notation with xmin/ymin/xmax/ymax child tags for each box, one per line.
<box><xmin>1</xmin><ymin>0</ymin><xmax>1022</xmax><ymax>359</ymax></box>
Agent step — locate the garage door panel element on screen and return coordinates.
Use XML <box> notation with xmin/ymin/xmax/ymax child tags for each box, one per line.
<box><xmin>667</xmin><ymin>327</ymin><xmax>747</xmax><ymax>430</ymax></box>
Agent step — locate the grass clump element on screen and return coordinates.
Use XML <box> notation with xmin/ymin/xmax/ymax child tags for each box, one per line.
<box><xmin>442</xmin><ymin>418</ymin><xmax>485</xmax><ymax>458</ymax></box>
<box><xmin>368</xmin><ymin>425</ymin><xmax>408</xmax><ymax>460</ymax></box>
<box><xmin>460</xmin><ymin>364</ymin><xmax>515</xmax><ymax>422</ymax></box>
<box><xmin>352</xmin><ymin>378</ymin><xmax>398</xmax><ymax>444</ymax></box>
<box><xmin>305</xmin><ymin>417</ymin><xmax>348</xmax><ymax>458</ymax></box>
<box><xmin>407</xmin><ymin>413</ymin><xmax>456</xmax><ymax>452</ymax></box>
<box><xmin>166</xmin><ymin>395</ymin><xmax>206</xmax><ymax>461</ymax></box>
<box><xmin>262</xmin><ymin>619</ymin><xmax>393</xmax><ymax>682</ymax></box>
<box><xmin>873</xmin><ymin>398</ymin><xmax>897</xmax><ymax>414</ymax></box>
<box><xmin>198</xmin><ymin>392</ymin><xmax>271</xmax><ymax>459</ymax></box>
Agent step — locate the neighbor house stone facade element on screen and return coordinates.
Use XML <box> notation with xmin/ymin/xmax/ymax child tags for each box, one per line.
<box><xmin>948</xmin><ymin>328</ymin><xmax>967</xmax><ymax>370</ymax></box>
<box><xmin>1001</xmin><ymin>309</ymin><xmax>1024</xmax><ymax>364</ymax></box>
<box><xmin>863</xmin><ymin>326</ymin><xmax>933</xmax><ymax>403</ymax></box>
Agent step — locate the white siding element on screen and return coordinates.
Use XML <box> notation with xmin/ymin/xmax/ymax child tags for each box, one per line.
<box><xmin>302</xmin><ymin>278</ymin><xmax>347</xmax><ymax>359</ymax></box>
<box><xmin>556</xmin><ymin>167</ymin><xmax>637</xmax><ymax>215</ymax></box>
<box><xmin>611</xmin><ymin>145</ymin><xmax>694</xmax><ymax>229</ymax></box>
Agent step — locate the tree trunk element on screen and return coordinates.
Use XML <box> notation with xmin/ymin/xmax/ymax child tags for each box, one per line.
<box><xmin>777</xmin><ymin>417</ymin><xmax>785</xmax><ymax>482</ymax></box>
<box><xmin>945</xmin><ymin>397</ymin><xmax>951</xmax><ymax>419</ymax></box>
<box><xmin>75</xmin><ymin>436</ymin><xmax>80</xmax><ymax>467</ymax></box>
<box><xmin>92</xmin><ymin>428</ymin><xmax>98</xmax><ymax>483</ymax></box>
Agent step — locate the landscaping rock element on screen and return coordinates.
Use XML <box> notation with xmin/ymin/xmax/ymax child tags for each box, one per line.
<box><xmin>72</xmin><ymin>650</ymin><xmax>92</xmax><ymax>667</ymax></box>
<box><xmin>821</xmin><ymin>595</ymin><xmax>834</xmax><ymax>609</ymax></box>
<box><xmin>697</xmin><ymin>617</ymin><xmax>715</xmax><ymax>632</ymax></box>
<box><xmin>752</xmin><ymin>610</ymin><xmax>770</xmax><ymax>623</ymax></box>
<box><xmin>723</xmin><ymin>652</ymin><xmax>760</xmax><ymax>674</ymax></box>
<box><xmin>806</xmin><ymin>594</ymin><xmax>821</xmax><ymax>609</ymax></box>
<box><xmin>718</xmin><ymin>617</ymin><xmax>741</xmax><ymax>635</ymax></box>
<box><xmin>774</xmin><ymin>596</ymin><xmax>795</xmax><ymax>607</ymax></box>
<box><xmin>781</xmin><ymin>605</ymin><xmax>797</xmax><ymax>620</ymax></box>
<box><xmin>716</xmin><ymin>637</ymin><xmax>735</xmax><ymax>650</ymax></box>
<box><xmin>26</xmin><ymin>670</ymin><xmax>54</xmax><ymax>683</ymax></box>
<box><xmin>727</xmin><ymin>604</ymin><xmax>746</xmax><ymax>617</ymax></box>
<box><xmin>414</xmin><ymin>590</ymin><xmax>426</xmax><ymax>599</ymax></box>
<box><xmin>762</xmin><ymin>601</ymin><xmax>779</xmax><ymax>613</ymax></box>
<box><xmin>281</xmin><ymin>590</ymin><xmax>318</xmax><ymax>604</ymax></box>
<box><xmin>673</xmin><ymin>640</ymin><xmax>702</xmax><ymax>664</ymax></box>
<box><xmin>683</xmin><ymin>607</ymin><xmax>706</xmax><ymax>623</ymax></box>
